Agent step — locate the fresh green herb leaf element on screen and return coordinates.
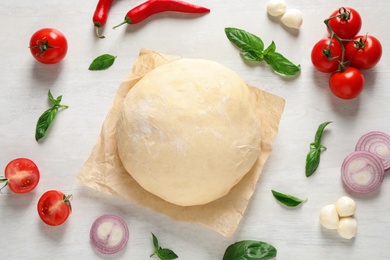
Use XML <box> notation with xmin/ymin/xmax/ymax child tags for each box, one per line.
<box><xmin>305</xmin><ymin>147</ymin><xmax>321</xmax><ymax>177</ymax></box>
<box><xmin>314</xmin><ymin>121</ymin><xmax>332</xmax><ymax>145</ymax></box>
<box><xmin>271</xmin><ymin>190</ymin><xmax>307</xmax><ymax>207</ymax></box>
<box><xmin>264</xmin><ymin>41</ymin><xmax>276</xmax><ymax>55</ymax></box>
<box><xmin>223</xmin><ymin>240</ymin><xmax>277</xmax><ymax>260</ymax></box>
<box><xmin>224</xmin><ymin>27</ymin><xmax>300</xmax><ymax>76</ymax></box>
<box><xmin>241</xmin><ymin>50</ymin><xmax>263</xmax><ymax>62</ymax></box>
<box><xmin>305</xmin><ymin>121</ymin><xmax>332</xmax><ymax>177</ymax></box>
<box><xmin>225</xmin><ymin>27</ymin><xmax>264</xmax><ymax>58</ymax></box>
<box><xmin>88</xmin><ymin>54</ymin><xmax>117</xmax><ymax>71</ymax></box>
<box><xmin>150</xmin><ymin>233</ymin><xmax>178</xmax><ymax>260</ymax></box>
<box><xmin>35</xmin><ymin>90</ymin><xmax>68</xmax><ymax>141</ymax></box>
<box><xmin>264</xmin><ymin>52</ymin><xmax>301</xmax><ymax>76</ymax></box>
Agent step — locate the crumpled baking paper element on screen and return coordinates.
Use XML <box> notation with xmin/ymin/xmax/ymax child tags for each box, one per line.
<box><xmin>77</xmin><ymin>48</ymin><xmax>285</xmax><ymax>237</ymax></box>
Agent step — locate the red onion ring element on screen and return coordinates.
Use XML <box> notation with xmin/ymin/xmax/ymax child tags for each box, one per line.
<box><xmin>355</xmin><ymin>131</ymin><xmax>390</xmax><ymax>171</ymax></box>
<box><xmin>90</xmin><ymin>214</ymin><xmax>129</xmax><ymax>255</ymax></box>
<box><xmin>341</xmin><ymin>151</ymin><xmax>385</xmax><ymax>194</ymax></box>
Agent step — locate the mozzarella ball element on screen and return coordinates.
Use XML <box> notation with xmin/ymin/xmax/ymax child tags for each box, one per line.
<box><xmin>267</xmin><ymin>0</ymin><xmax>287</xmax><ymax>17</ymax></box>
<box><xmin>281</xmin><ymin>9</ymin><xmax>303</xmax><ymax>29</ymax></box>
<box><xmin>320</xmin><ymin>204</ymin><xmax>339</xmax><ymax>230</ymax></box>
<box><xmin>336</xmin><ymin>196</ymin><xmax>357</xmax><ymax>217</ymax></box>
<box><xmin>337</xmin><ymin>217</ymin><xmax>357</xmax><ymax>239</ymax></box>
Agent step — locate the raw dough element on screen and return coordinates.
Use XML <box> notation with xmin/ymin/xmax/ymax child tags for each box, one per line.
<box><xmin>116</xmin><ymin>58</ymin><xmax>262</xmax><ymax>206</ymax></box>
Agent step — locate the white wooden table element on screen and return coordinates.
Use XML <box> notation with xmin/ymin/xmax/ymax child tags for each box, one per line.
<box><xmin>1</xmin><ymin>1</ymin><xmax>389</xmax><ymax>259</ymax></box>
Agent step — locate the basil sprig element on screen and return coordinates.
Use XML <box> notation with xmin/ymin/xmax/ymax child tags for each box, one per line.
<box><xmin>35</xmin><ymin>90</ymin><xmax>68</xmax><ymax>141</ymax></box>
<box><xmin>88</xmin><ymin>54</ymin><xmax>116</xmax><ymax>70</ymax></box>
<box><xmin>224</xmin><ymin>27</ymin><xmax>301</xmax><ymax>76</ymax></box>
<box><xmin>223</xmin><ymin>240</ymin><xmax>277</xmax><ymax>260</ymax></box>
<box><xmin>305</xmin><ymin>121</ymin><xmax>332</xmax><ymax>177</ymax></box>
<box><xmin>150</xmin><ymin>233</ymin><xmax>178</xmax><ymax>260</ymax></box>
<box><xmin>271</xmin><ymin>190</ymin><xmax>307</xmax><ymax>207</ymax></box>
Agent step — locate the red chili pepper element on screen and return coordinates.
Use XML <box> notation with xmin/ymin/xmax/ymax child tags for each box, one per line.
<box><xmin>112</xmin><ymin>0</ymin><xmax>210</xmax><ymax>29</ymax></box>
<box><xmin>93</xmin><ymin>0</ymin><xmax>114</xmax><ymax>38</ymax></box>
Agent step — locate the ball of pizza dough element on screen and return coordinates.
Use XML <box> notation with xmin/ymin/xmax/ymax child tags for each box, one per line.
<box><xmin>116</xmin><ymin>58</ymin><xmax>262</xmax><ymax>206</ymax></box>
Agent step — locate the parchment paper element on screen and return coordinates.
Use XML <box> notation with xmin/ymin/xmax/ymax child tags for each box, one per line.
<box><xmin>77</xmin><ymin>48</ymin><xmax>285</xmax><ymax>237</ymax></box>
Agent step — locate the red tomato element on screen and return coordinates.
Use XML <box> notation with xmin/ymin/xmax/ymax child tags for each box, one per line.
<box><xmin>1</xmin><ymin>158</ymin><xmax>40</xmax><ymax>194</ymax></box>
<box><xmin>29</xmin><ymin>28</ymin><xmax>68</xmax><ymax>64</ymax></box>
<box><xmin>37</xmin><ymin>190</ymin><xmax>72</xmax><ymax>226</ymax></box>
<box><xmin>328</xmin><ymin>7</ymin><xmax>362</xmax><ymax>39</ymax></box>
<box><xmin>311</xmin><ymin>37</ymin><xmax>342</xmax><ymax>73</ymax></box>
<box><xmin>329</xmin><ymin>67</ymin><xmax>364</xmax><ymax>99</ymax></box>
<box><xmin>345</xmin><ymin>35</ymin><xmax>382</xmax><ymax>69</ymax></box>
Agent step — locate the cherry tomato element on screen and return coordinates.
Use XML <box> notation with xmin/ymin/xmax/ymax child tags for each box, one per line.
<box><xmin>311</xmin><ymin>37</ymin><xmax>342</xmax><ymax>73</ymax></box>
<box><xmin>37</xmin><ymin>190</ymin><xmax>72</xmax><ymax>226</ymax></box>
<box><xmin>29</xmin><ymin>28</ymin><xmax>68</xmax><ymax>64</ymax></box>
<box><xmin>329</xmin><ymin>67</ymin><xmax>364</xmax><ymax>99</ymax></box>
<box><xmin>345</xmin><ymin>35</ymin><xmax>382</xmax><ymax>69</ymax></box>
<box><xmin>0</xmin><ymin>158</ymin><xmax>40</xmax><ymax>194</ymax></box>
<box><xmin>328</xmin><ymin>7</ymin><xmax>362</xmax><ymax>39</ymax></box>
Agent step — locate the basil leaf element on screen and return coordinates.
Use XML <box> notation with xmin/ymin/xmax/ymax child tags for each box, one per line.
<box><xmin>314</xmin><ymin>121</ymin><xmax>332</xmax><ymax>145</ymax></box>
<box><xmin>305</xmin><ymin>148</ymin><xmax>321</xmax><ymax>177</ymax></box>
<box><xmin>223</xmin><ymin>240</ymin><xmax>277</xmax><ymax>260</ymax></box>
<box><xmin>157</xmin><ymin>249</ymin><xmax>178</xmax><ymax>260</ymax></box>
<box><xmin>305</xmin><ymin>121</ymin><xmax>332</xmax><ymax>177</ymax></box>
<box><xmin>224</xmin><ymin>27</ymin><xmax>264</xmax><ymax>58</ymax></box>
<box><xmin>152</xmin><ymin>233</ymin><xmax>159</xmax><ymax>251</ymax></box>
<box><xmin>241</xmin><ymin>50</ymin><xmax>263</xmax><ymax>62</ymax></box>
<box><xmin>224</xmin><ymin>27</ymin><xmax>300</xmax><ymax>76</ymax></box>
<box><xmin>264</xmin><ymin>52</ymin><xmax>301</xmax><ymax>76</ymax></box>
<box><xmin>150</xmin><ymin>233</ymin><xmax>178</xmax><ymax>260</ymax></box>
<box><xmin>271</xmin><ymin>190</ymin><xmax>307</xmax><ymax>207</ymax></box>
<box><xmin>35</xmin><ymin>90</ymin><xmax>68</xmax><ymax>141</ymax></box>
<box><xmin>35</xmin><ymin>107</ymin><xmax>58</xmax><ymax>141</ymax></box>
<box><xmin>88</xmin><ymin>54</ymin><xmax>116</xmax><ymax>71</ymax></box>
<box><xmin>264</xmin><ymin>41</ymin><xmax>276</xmax><ymax>55</ymax></box>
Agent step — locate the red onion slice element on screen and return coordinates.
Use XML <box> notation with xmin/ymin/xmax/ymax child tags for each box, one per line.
<box><xmin>341</xmin><ymin>151</ymin><xmax>385</xmax><ymax>194</ymax></box>
<box><xmin>90</xmin><ymin>214</ymin><xmax>129</xmax><ymax>255</ymax></box>
<box><xmin>355</xmin><ymin>131</ymin><xmax>390</xmax><ymax>170</ymax></box>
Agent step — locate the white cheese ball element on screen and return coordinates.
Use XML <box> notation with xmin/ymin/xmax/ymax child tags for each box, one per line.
<box><xmin>336</xmin><ymin>196</ymin><xmax>357</xmax><ymax>217</ymax></box>
<box><xmin>267</xmin><ymin>0</ymin><xmax>287</xmax><ymax>17</ymax></box>
<box><xmin>320</xmin><ymin>204</ymin><xmax>339</xmax><ymax>230</ymax></box>
<box><xmin>337</xmin><ymin>217</ymin><xmax>357</xmax><ymax>239</ymax></box>
<box><xmin>117</xmin><ymin>59</ymin><xmax>262</xmax><ymax>206</ymax></box>
<box><xmin>281</xmin><ymin>9</ymin><xmax>303</xmax><ymax>29</ymax></box>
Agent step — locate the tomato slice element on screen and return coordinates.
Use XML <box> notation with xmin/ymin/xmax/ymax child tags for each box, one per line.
<box><xmin>37</xmin><ymin>190</ymin><xmax>72</xmax><ymax>226</ymax></box>
<box><xmin>2</xmin><ymin>158</ymin><xmax>40</xmax><ymax>194</ymax></box>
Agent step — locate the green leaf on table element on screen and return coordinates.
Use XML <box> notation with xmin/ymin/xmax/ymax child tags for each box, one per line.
<box><xmin>150</xmin><ymin>233</ymin><xmax>178</xmax><ymax>260</ymax></box>
<box><xmin>223</xmin><ymin>240</ymin><xmax>277</xmax><ymax>260</ymax></box>
<box><xmin>88</xmin><ymin>54</ymin><xmax>117</xmax><ymax>71</ymax></box>
<box><xmin>224</xmin><ymin>27</ymin><xmax>300</xmax><ymax>76</ymax></box>
<box><xmin>35</xmin><ymin>90</ymin><xmax>68</xmax><ymax>142</ymax></box>
<box><xmin>305</xmin><ymin>121</ymin><xmax>332</xmax><ymax>177</ymax></box>
<box><xmin>271</xmin><ymin>190</ymin><xmax>307</xmax><ymax>207</ymax></box>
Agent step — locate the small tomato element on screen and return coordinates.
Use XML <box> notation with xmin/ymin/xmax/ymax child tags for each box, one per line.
<box><xmin>29</xmin><ymin>28</ymin><xmax>68</xmax><ymax>64</ymax></box>
<box><xmin>328</xmin><ymin>7</ymin><xmax>362</xmax><ymax>39</ymax></box>
<box><xmin>329</xmin><ymin>67</ymin><xmax>364</xmax><ymax>99</ymax></box>
<box><xmin>1</xmin><ymin>158</ymin><xmax>40</xmax><ymax>194</ymax></box>
<box><xmin>345</xmin><ymin>35</ymin><xmax>382</xmax><ymax>69</ymax></box>
<box><xmin>37</xmin><ymin>190</ymin><xmax>72</xmax><ymax>226</ymax></box>
<box><xmin>311</xmin><ymin>37</ymin><xmax>342</xmax><ymax>73</ymax></box>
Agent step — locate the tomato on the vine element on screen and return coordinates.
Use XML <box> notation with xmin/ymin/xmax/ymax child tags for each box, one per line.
<box><xmin>37</xmin><ymin>190</ymin><xmax>72</xmax><ymax>226</ymax></box>
<box><xmin>29</xmin><ymin>28</ymin><xmax>68</xmax><ymax>64</ymax></box>
<box><xmin>329</xmin><ymin>67</ymin><xmax>364</xmax><ymax>99</ymax></box>
<box><xmin>311</xmin><ymin>37</ymin><xmax>342</xmax><ymax>73</ymax></box>
<box><xmin>0</xmin><ymin>158</ymin><xmax>40</xmax><ymax>194</ymax></box>
<box><xmin>345</xmin><ymin>35</ymin><xmax>382</xmax><ymax>69</ymax></box>
<box><xmin>328</xmin><ymin>7</ymin><xmax>362</xmax><ymax>39</ymax></box>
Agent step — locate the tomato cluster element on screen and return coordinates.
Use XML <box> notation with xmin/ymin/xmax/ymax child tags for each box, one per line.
<box><xmin>1</xmin><ymin>158</ymin><xmax>72</xmax><ymax>226</ymax></box>
<box><xmin>311</xmin><ymin>7</ymin><xmax>382</xmax><ymax>99</ymax></box>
